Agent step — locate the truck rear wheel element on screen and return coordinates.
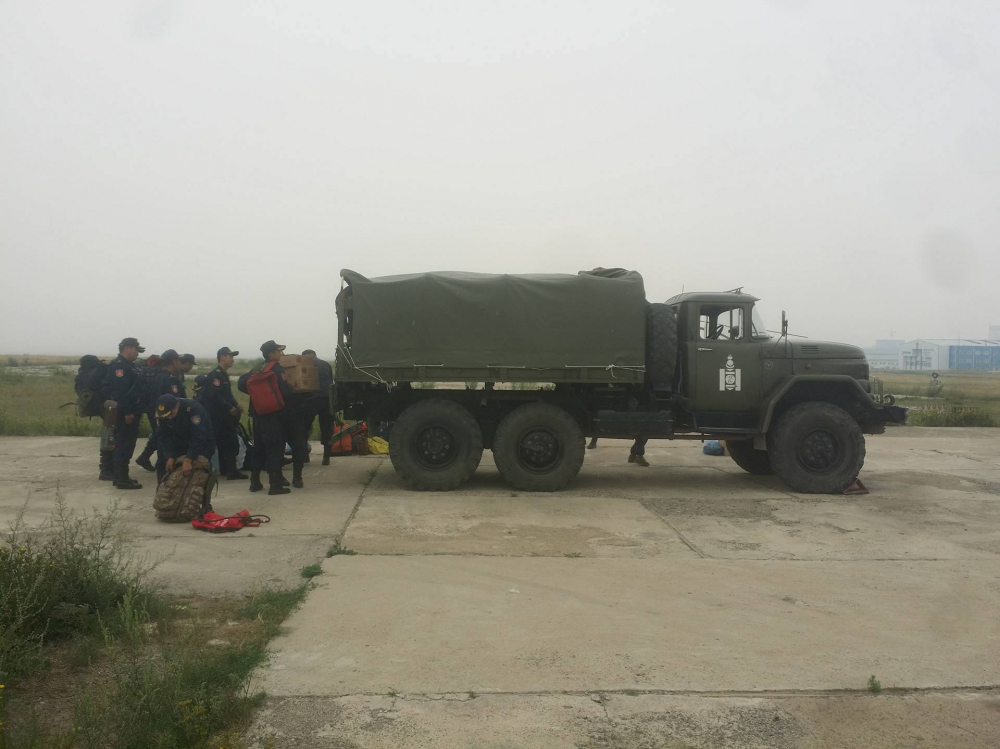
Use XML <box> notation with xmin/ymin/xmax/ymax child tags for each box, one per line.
<box><xmin>725</xmin><ymin>440</ymin><xmax>774</xmax><ymax>475</ymax></box>
<box><xmin>646</xmin><ymin>303</ymin><xmax>678</xmax><ymax>390</ymax></box>
<box><xmin>768</xmin><ymin>402</ymin><xmax>865</xmax><ymax>494</ymax></box>
<box><xmin>492</xmin><ymin>403</ymin><xmax>585</xmax><ymax>492</ymax></box>
<box><xmin>390</xmin><ymin>399</ymin><xmax>483</xmax><ymax>491</ymax></box>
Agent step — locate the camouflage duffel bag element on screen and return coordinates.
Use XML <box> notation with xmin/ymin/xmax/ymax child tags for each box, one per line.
<box><xmin>154</xmin><ymin>456</ymin><xmax>216</xmax><ymax>522</ymax></box>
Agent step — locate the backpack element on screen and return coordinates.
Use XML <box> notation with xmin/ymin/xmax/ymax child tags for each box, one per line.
<box><xmin>138</xmin><ymin>355</ymin><xmax>162</xmax><ymax>396</ymax></box>
<box><xmin>153</xmin><ymin>456</ymin><xmax>215</xmax><ymax>522</ymax></box>
<box><xmin>73</xmin><ymin>355</ymin><xmax>110</xmax><ymax>417</ymax></box>
<box><xmin>246</xmin><ymin>362</ymin><xmax>285</xmax><ymax>415</ymax></box>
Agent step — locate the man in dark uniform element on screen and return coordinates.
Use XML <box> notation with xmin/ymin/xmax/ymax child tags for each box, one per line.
<box><xmin>178</xmin><ymin>354</ymin><xmax>195</xmax><ymax>392</ymax></box>
<box><xmin>203</xmin><ymin>346</ymin><xmax>246</xmax><ymax>480</ymax></box>
<box><xmin>243</xmin><ymin>340</ymin><xmax>294</xmax><ymax>495</ymax></box>
<box><xmin>106</xmin><ymin>337</ymin><xmax>145</xmax><ymax>489</ymax></box>
<box><xmin>301</xmin><ymin>349</ymin><xmax>336</xmax><ymax>465</ymax></box>
<box><xmin>154</xmin><ymin>393</ymin><xmax>216</xmax><ymax>473</ymax></box>
<box><xmin>135</xmin><ymin>350</ymin><xmax>185</xmax><ymax>478</ymax></box>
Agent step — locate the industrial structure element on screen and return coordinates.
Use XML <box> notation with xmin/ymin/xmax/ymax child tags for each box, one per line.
<box><xmin>866</xmin><ymin>337</ymin><xmax>1000</xmax><ymax>371</ymax></box>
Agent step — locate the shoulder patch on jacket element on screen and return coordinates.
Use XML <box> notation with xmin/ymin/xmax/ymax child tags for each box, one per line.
<box><xmin>171</xmin><ymin>385</ymin><xmax>178</xmax><ymax>393</ymax></box>
<box><xmin>115</xmin><ymin>369</ymin><xmax>124</xmax><ymax>377</ymax></box>
<box><xmin>213</xmin><ymin>379</ymin><xmax>220</xmax><ymax>386</ymax></box>
<box><xmin>191</xmin><ymin>414</ymin><xmax>201</xmax><ymax>425</ymax></box>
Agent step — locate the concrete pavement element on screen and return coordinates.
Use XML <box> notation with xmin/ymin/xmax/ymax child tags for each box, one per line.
<box><xmin>2</xmin><ymin>428</ymin><xmax>999</xmax><ymax>746</ymax></box>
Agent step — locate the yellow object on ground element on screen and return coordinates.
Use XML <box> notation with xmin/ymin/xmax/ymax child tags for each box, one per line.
<box><xmin>368</xmin><ymin>437</ymin><xmax>389</xmax><ymax>454</ymax></box>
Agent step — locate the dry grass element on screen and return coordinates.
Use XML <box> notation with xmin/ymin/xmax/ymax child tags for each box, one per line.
<box><xmin>0</xmin><ymin>366</ymin><xmax>330</xmax><ymax>440</ymax></box>
<box><xmin>880</xmin><ymin>371</ymin><xmax>1000</xmax><ymax>425</ymax></box>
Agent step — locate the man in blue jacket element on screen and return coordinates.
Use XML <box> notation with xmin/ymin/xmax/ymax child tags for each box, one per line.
<box><xmin>106</xmin><ymin>337</ymin><xmax>145</xmax><ymax>490</ymax></box>
<box><xmin>154</xmin><ymin>394</ymin><xmax>217</xmax><ymax>473</ymax></box>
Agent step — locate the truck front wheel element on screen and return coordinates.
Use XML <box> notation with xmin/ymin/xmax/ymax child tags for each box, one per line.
<box><xmin>390</xmin><ymin>399</ymin><xmax>483</xmax><ymax>491</ymax></box>
<box><xmin>768</xmin><ymin>401</ymin><xmax>865</xmax><ymax>494</ymax></box>
<box><xmin>492</xmin><ymin>403</ymin><xmax>585</xmax><ymax>492</ymax></box>
<box><xmin>725</xmin><ymin>440</ymin><xmax>774</xmax><ymax>475</ymax></box>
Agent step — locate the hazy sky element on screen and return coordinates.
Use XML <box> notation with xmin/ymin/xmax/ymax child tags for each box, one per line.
<box><xmin>2</xmin><ymin>1</ymin><xmax>999</xmax><ymax>358</ymax></box>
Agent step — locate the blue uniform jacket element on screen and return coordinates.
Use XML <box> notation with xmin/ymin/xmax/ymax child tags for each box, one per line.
<box><xmin>157</xmin><ymin>399</ymin><xmax>217</xmax><ymax>460</ymax></box>
<box><xmin>203</xmin><ymin>366</ymin><xmax>239</xmax><ymax>421</ymax></box>
<box><xmin>106</xmin><ymin>355</ymin><xmax>143</xmax><ymax>416</ymax></box>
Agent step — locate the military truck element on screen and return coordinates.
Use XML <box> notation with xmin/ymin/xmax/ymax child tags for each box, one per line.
<box><xmin>332</xmin><ymin>268</ymin><xmax>906</xmax><ymax>494</ymax></box>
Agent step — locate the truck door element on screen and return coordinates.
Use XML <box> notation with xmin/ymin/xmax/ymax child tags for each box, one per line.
<box><xmin>691</xmin><ymin>303</ymin><xmax>760</xmax><ymax>428</ymax></box>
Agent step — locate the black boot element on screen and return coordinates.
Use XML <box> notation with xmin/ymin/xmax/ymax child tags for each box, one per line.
<box><xmin>249</xmin><ymin>469</ymin><xmax>264</xmax><ymax>492</ymax></box>
<box><xmin>99</xmin><ymin>451</ymin><xmax>115</xmax><ymax>481</ymax></box>
<box><xmin>268</xmin><ymin>471</ymin><xmax>291</xmax><ymax>495</ymax></box>
<box><xmin>322</xmin><ymin>444</ymin><xmax>331</xmax><ymax>466</ymax></box>
<box><xmin>279</xmin><ymin>473</ymin><xmax>290</xmax><ymax>487</ymax></box>
<box><xmin>135</xmin><ymin>444</ymin><xmax>156</xmax><ymax>473</ymax></box>
<box><xmin>114</xmin><ymin>466</ymin><xmax>142</xmax><ymax>490</ymax></box>
<box><xmin>226</xmin><ymin>470</ymin><xmax>249</xmax><ymax>480</ymax></box>
<box><xmin>292</xmin><ymin>463</ymin><xmax>304</xmax><ymax>489</ymax></box>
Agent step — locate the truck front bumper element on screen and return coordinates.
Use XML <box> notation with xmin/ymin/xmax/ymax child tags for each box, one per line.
<box><xmin>882</xmin><ymin>404</ymin><xmax>909</xmax><ymax>425</ymax></box>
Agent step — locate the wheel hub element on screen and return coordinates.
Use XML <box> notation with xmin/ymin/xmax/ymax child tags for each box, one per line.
<box><xmin>414</xmin><ymin>426</ymin><xmax>456</xmax><ymax>470</ymax></box>
<box><xmin>518</xmin><ymin>429</ymin><xmax>559</xmax><ymax>472</ymax></box>
<box><xmin>798</xmin><ymin>429</ymin><xmax>840</xmax><ymax>472</ymax></box>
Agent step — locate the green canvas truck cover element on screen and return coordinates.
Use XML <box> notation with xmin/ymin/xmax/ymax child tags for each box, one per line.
<box><xmin>339</xmin><ymin>268</ymin><xmax>647</xmax><ymax>377</ymax></box>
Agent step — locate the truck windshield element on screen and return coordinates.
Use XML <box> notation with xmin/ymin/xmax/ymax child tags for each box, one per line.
<box><xmin>751</xmin><ymin>306</ymin><xmax>771</xmax><ymax>339</ymax></box>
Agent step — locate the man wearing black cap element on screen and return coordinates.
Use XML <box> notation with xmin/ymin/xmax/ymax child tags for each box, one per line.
<box><xmin>203</xmin><ymin>347</ymin><xmax>245</xmax><ymax>481</ymax></box>
<box><xmin>240</xmin><ymin>340</ymin><xmax>294</xmax><ymax>495</ymax></box>
<box><xmin>136</xmin><ymin>350</ymin><xmax>185</xmax><ymax>481</ymax></box>
<box><xmin>105</xmin><ymin>337</ymin><xmax>145</xmax><ymax>489</ymax></box>
<box><xmin>155</xmin><ymin>393</ymin><xmax>216</xmax><ymax>472</ymax></box>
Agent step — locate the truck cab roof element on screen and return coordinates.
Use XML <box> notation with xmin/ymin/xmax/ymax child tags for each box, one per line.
<box><xmin>665</xmin><ymin>291</ymin><xmax>760</xmax><ymax>305</ymax></box>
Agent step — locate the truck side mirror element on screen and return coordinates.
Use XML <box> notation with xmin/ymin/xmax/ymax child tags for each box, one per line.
<box><xmin>781</xmin><ymin>310</ymin><xmax>788</xmax><ymax>338</ymax></box>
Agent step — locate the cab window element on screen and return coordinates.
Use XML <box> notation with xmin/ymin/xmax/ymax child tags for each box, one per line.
<box><xmin>698</xmin><ymin>305</ymin><xmax>745</xmax><ymax>341</ymax></box>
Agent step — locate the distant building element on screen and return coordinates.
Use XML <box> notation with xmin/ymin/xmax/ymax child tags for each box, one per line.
<box><xmin>899</xmin><ymin>339</ymin><xmax>1000</xmax><ymax>371</ymax></box>
<box><xmin>866</xmin><ymin>353</ymin><xmax>901</xmax><ymax>371</ymax></box>
<box><xmin>864</xmin><ymin>338</ymin><xmax>904</xmax><ymax>370</ymax></box>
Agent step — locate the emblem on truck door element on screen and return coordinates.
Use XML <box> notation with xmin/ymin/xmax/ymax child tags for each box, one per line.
<box><xmin>720</xmin><ymin>355</ymin><xmax>741</xmax><ymax>392</ymax></box>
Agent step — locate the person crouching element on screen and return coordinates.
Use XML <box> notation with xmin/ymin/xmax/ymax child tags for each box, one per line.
<box><xmin>154</xmin><ymin>394</ymin><xmax>218</xmax><ymax>478</ymax></box>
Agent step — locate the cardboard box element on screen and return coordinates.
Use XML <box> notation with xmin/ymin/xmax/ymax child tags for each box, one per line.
<box><xmin>280</xmin><ymin>353</ymin><xmax>320</xmax><ymax>392</ymax></box>
<box><xmin>284</xmin><ymin>366</ymin><xmax>320</xmax><ymax>393</ymax></box>
<box><xmin>280</xmin><ymin>354</ymin><xmax>316</xmax><ymax>369</ymax></box>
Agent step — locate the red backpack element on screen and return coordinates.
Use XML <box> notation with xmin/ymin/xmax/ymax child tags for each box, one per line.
<box><xmin>246</xmin><ymin>362</ymin><xmax>285</xmax><ymax>415</ymax></box>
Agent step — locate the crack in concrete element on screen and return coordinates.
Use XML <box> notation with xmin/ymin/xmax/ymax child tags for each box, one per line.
<box><xmin>272</xmin><ymin>684</ymin><xmax>1000</xmax><ymax>701</ymax></box>
<box><xmin>338</xmin><ymin>457</ymin><xmax>384</xmax><ymax>543</ymax></box>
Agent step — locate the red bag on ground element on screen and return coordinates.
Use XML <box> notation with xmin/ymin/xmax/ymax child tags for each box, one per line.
<box><xmin>330</xmin><ymin>422</ymin><xmax>368</xmax><ymax>455</ymax></box>
<box><xmin>192</xmin><ymin>510</ymin><xmax>270</xmax><ymax>533</ymax></box>
<box><xmin>246</xmin><ymin>362</ymin><xmax>285</xmax><ymax>415</ymax></box>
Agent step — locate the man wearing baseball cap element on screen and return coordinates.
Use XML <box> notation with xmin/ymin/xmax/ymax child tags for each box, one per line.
<box><xmin>155</xmin><ymin>394</ymin><xmax>217</xmax><ymax>484</ymax></box>
<box><xmin>203</xmin><ymin>346</ymin><xmax>246</xmax><ymax>480</ymax></box>
<box><xmin>105</xmin><ymin>337</ymin><xmax>146</xmax><ymax>490</ymax></box>
<box><xmin>240</xmin><ymin>340</ymin><xmax>294</xmax><ymax>495</ymax></box>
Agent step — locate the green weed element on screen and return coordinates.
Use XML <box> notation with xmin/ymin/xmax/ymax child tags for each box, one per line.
<box><xmin>300</xmin><ymin>564</ymin><xmax>323</xmax><ymax>579</ymax></box>
<box><xmin>0</xmin><ymin>496</ymin><xmax>309</xmax><ymax>748</ymax></box>
<box><xmin>234</xmin><ymin>585</ymin><xmax>308</xmax><ymax>639</ymax></box>
<box><xmin>867</xmin><ymin>675</ymin><xmax>882</xmax><ymax>693</ymax></box>
<box><xmin>326</xmin><ymin>540</ymin><xmax>357</xmax><ymax>557</ymax></box>
<box><xmin>0</xmin><ymin>495</ymin><xmax>159</xmax><ymax>685</ymax></box>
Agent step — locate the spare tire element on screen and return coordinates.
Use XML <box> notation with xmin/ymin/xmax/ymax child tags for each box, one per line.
<box><xmin>646</xmin><ymin>303</ymin><xmax>678</xmax><ymax>390</ymax></box>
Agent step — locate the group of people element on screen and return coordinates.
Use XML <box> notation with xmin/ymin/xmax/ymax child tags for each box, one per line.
<box><xmin>100</xmin><ymin>337</ymin><xmax>335</xmax><ymax>497</ymax></box>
